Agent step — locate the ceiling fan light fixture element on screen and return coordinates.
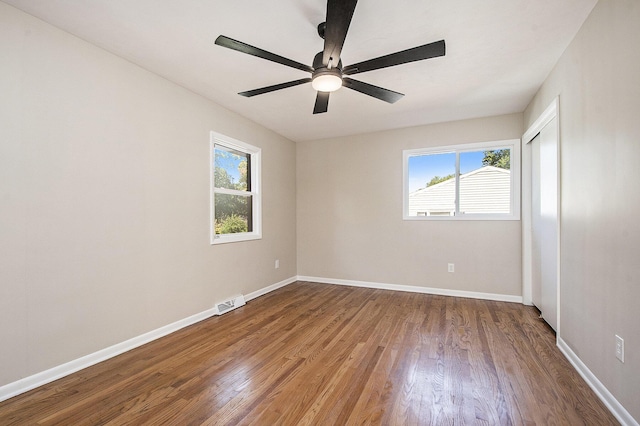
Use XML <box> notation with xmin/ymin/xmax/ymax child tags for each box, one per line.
<box><xmin>311</xmin><ymin>73</ymin><xmax>342</xmax><ymax>92</ymax></box>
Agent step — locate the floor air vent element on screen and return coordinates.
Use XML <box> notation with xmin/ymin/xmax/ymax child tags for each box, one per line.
<box><xmin>213</xmin><ymin>294</ymin><xmax>246</xmax><ymax>315</ymax></box>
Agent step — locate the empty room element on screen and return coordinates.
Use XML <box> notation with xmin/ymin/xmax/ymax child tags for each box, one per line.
<box><xmin>0</xmin><ymin>0</ymin><xmax>638</xmax><ymax>424</ymax></box>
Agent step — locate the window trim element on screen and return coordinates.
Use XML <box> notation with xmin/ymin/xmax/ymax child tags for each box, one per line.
<box><xmin>210</xmin><ymin>132</ymin><xmax>262</xmax><ymax>244</ymax></box>
<box><xmin>403</xmin><ymin>139</ymin><xmax>520</xmax><ymax>221</ymax></box>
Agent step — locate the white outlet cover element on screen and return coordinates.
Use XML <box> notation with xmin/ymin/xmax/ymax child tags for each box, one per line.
<box><xmin>615</xmin><ymin>335</ymin><xmax>624</xmax><ymax>363</ymax></box>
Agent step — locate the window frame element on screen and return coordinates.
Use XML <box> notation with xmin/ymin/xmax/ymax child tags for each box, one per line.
<box><xmin>403</xmin><ymin>139</ymin><xmax>520</xmax><ymax>221</ymax></box>
<box><xmin>210</xmin><ymin>131</ymin><xmax>262</xmax><ymax>244</ymax></box>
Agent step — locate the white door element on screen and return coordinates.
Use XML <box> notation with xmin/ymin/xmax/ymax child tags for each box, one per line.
<box><xmin>530</xmin><ymin>116</ymin><xmax>558</xmax><ymax>330</ymax></box>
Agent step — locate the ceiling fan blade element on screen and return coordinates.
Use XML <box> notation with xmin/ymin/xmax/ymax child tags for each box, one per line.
<box><xmin>322</xmin><ymin>0</ymin><xmax>358</xmax><ymax>66</ymax></box>
<box><xmin>239</xmin><ymin>78</ymin><xmax>312</xmax><ymax>97</ymax></box>
<box><xmin>215</xmin><ymin>35</ymin><xmax>313</xmax><ymax>73</ymax></box>
<box><xmin>342</xmin><ymin>77</ymin><xmax>404</xmax><ymax>103</ymax></box>
<box><xmin>313</xmin><ymin>91</ymin><xmax>330</xmax><ymax>114</ymax></box>
<box><xmin>343</xmin><ymin>40</ymin><xmax>445</xmax><ymax>75</ymax></box>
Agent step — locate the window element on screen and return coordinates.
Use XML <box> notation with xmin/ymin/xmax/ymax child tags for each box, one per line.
<box><xmin>403</xmin><ymin>139</ymin><xmax>520</xmax><ymax>220</ymax></box>
<box><xmin>210</xmin><ymin>132</ymin><xmax>261</xmax><ymax>244</ymax></box>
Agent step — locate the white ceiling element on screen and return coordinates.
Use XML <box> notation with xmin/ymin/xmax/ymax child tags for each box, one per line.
<box><xmin>3</xmin><ymin>0</ymin><xmax>597</xmax><ymax>142</ymax></box>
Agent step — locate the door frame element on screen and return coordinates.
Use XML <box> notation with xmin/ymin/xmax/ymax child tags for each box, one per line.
<box><xmin>521</xmin><ymin>97</ymin><xmax>561</xmax><ymax>333</ymax></box>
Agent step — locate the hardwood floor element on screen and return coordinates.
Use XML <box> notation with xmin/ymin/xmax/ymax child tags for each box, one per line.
<box><xmin>0</xmin><ymin>281</ymin><xmax>618</xmax><ymax>425</ymax></box>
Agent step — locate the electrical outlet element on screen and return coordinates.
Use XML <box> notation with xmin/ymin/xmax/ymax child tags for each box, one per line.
<box><xmin>448</xmin><ymin>263</ymin><xmax>455</xmax><ymax>273</ymax></box>
<box><xmin>615</xmin><ymin>335</ymin><xmax>624</xmax><ymax>363</ymax></box>
<box><xmin>275</xmin><ymin>259</ymin><xmax>280</xmax><ymax>269</ymax></box>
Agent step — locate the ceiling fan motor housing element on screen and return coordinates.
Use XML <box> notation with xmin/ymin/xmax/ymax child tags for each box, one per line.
<box><xmin>312</xmin><ymin>51</ymin><xmax>342</xmax><ymax>74</ymax></box>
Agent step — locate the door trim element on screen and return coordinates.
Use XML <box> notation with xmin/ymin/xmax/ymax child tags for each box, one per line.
<box><xmin>523</xmin><ymin>99</ymin><xmax>558</xmax><ymax>144</ymax></box>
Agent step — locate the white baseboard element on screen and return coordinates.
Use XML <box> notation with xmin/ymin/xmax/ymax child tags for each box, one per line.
<box><xmin>0</xmin><ymin>276</ymin><xmax>297</xmax><ymax>403</ymax></box>
<box><xmin>557</xmin><ymin>337</ymin><xmax>638</xmax><ymax>426</ymax></box>
<box><xmin>245</xmin><ymin>276</ymin><xmax>297</xmax><ymax>301</ymax></box>
<box><xmin>297</xmin><ymin>275</ymin><xmax>523</xmax><ymax>303</ymax></box>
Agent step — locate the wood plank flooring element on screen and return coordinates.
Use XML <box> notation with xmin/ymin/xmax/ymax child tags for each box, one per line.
<box><xmin>0</xmin><ymin>281</ymin><xmax>618</xmax><ymax>425</ymax></box>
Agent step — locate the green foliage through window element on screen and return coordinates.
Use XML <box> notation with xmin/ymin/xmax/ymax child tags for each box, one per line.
<box><xmin>427</xmin><ymin>174</ymin><xmax>455</xmax><ymax>187</ymax></box>
<box><xmin>215</xmin><ymin>214</ymin><xmax>248</xmax><ymax>234</ymax></box>
<box><xmin>213</xmin><ymin>144</ymin><xmax>252</xmax><ymax>235</ymax></box>
<box><xmin>482</xmin><ymin>149</ymin><xmax>510</xmax><ymax>169</ymax></box>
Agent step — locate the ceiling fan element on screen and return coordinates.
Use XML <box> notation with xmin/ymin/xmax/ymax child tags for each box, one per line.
<box><xmin>215</xmin><ymin>0</ymin><xmax>445</xmax><ymax>114</ymax></box>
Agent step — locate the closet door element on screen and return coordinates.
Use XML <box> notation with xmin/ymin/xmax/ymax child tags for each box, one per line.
<box><xmin>531</xmin><ymin>117</ymin><xmax>558</xmax><ymax>331</ymax></box>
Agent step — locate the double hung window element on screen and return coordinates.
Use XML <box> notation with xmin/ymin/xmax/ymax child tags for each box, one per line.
<box><xmin>210</xmin><ymin>132</ymin><xmax>261</xmax><ymax>244</ymax></box>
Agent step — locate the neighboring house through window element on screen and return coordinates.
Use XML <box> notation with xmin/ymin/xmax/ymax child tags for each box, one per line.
<box><xmin>403</xmin><ymin>139</ymin><xmax>520</xmax><ymax>220</ymax></box>
<box><xmin>210</xmin><ymin>132</ymin><xmax>261</xmax><ymax>244</ymax></box>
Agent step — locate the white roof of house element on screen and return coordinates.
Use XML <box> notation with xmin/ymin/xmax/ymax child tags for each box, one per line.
<box><xmin>409</xmin><ymin>166</ymin><xmax>511</xmax><ymax>215</ymax></box>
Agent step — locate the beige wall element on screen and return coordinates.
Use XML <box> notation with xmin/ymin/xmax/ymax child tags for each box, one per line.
<box><xmin>297</xmin><ymin>114</ymin><xmax>523</xmax><ymax>297</ymax></box>
<box><xmin>524</xmin><ymin>0</ymin><xmax>640</xmax><ymax>421</ymax></box>
<box><xmin>0</xmin><ymin>3</ymin><xmax>296</xmax><ymax>386</ymax></box>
